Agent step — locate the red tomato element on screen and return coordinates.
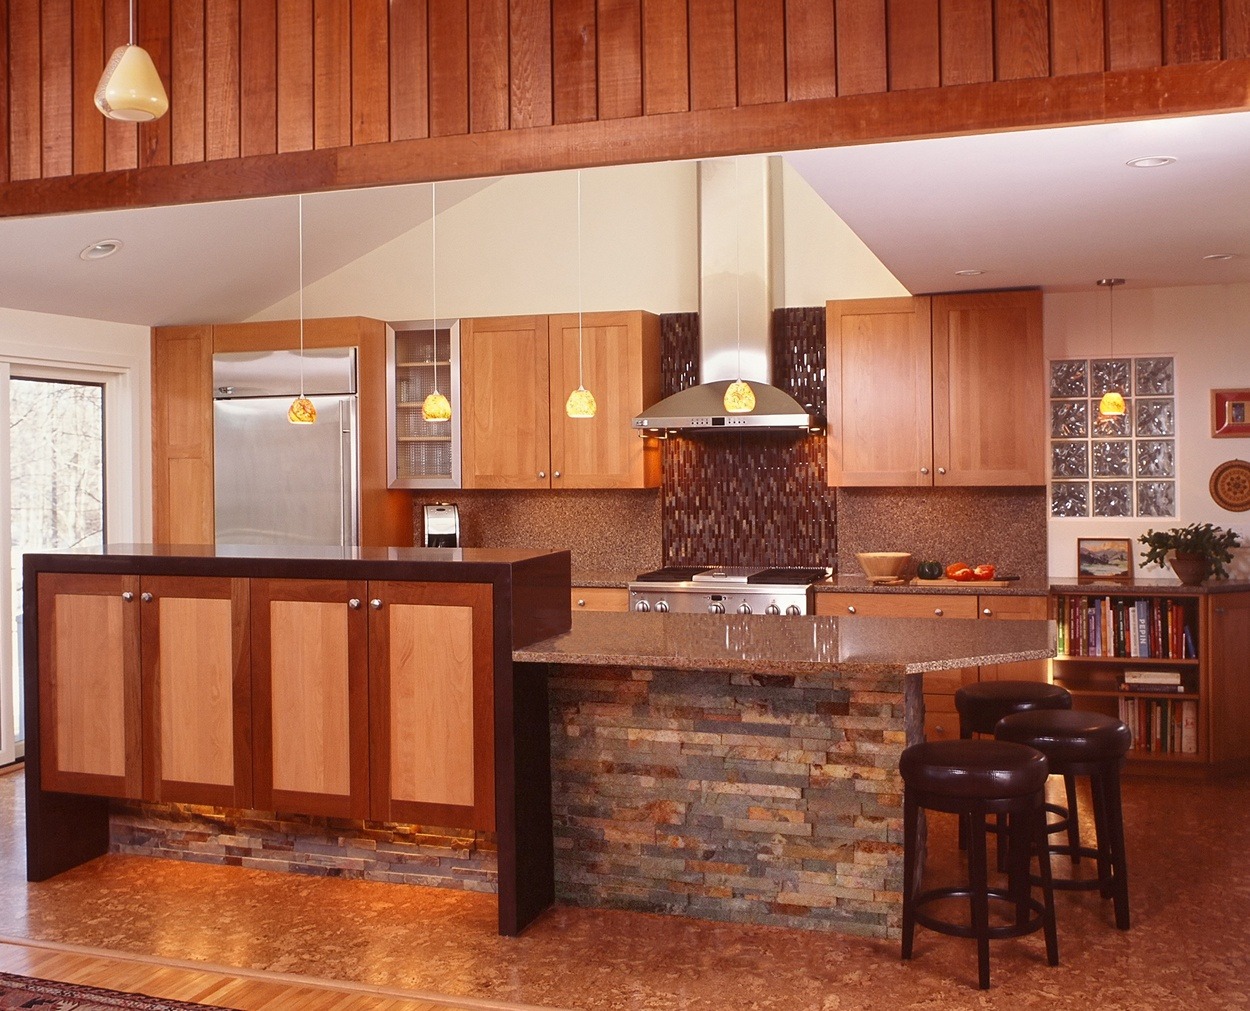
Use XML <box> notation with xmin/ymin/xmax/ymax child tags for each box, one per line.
<box><xmin>945</xmin><ymin>561</ymin><xmax>972</xmax><ymax>579</ymax></box>
<box><xmin>973</xmin><ymin>564</ymin><xmax>997</xmax><ymax>581</ymax></box>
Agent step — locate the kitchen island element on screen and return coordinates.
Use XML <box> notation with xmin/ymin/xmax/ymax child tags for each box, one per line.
<box><xmin>514</xmin><ymin>611</ymin><xmax>1054</xmax><ymax>938</ymax></box>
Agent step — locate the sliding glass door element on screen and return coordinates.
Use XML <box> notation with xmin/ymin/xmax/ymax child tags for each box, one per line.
<box><xmin>1</xmin><ymin>371</ymin><xmax>106</xmax><ymax>766</ymax></box>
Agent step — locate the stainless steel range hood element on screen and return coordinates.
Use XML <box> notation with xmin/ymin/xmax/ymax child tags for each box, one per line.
<box><xmin>633</xmin><ymin>156</ymin><xmax>822</xmax><ymax>433</ymax></box>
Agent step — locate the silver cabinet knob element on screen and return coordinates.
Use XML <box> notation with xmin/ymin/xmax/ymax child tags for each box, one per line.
<box><xmin>538</xmin><ymin>471</ymin><xmax>546</xmax><ymax>479</ymax></box>
<box><xmin>577</xmin><ymin>598</ymin><xmax>586</xmax><ymax>607</ymax></box>
<box><xmin>937</xmin><ymin>467</ymin><xmax>947</xmax><ymax>475</ymax></box>
<box><xmin>554</xmin><ymin>470</ymin><xmax>562</xmax><ymax>478</ymax></box>
<box><xmin>847</xmin><ymin>605</ymin><xmax>856</xmax><ymax>614</ymax></box>
<box><xmin>634</xmin><ymin>600</ymin><xmax>651</xmax><ymax>612</ymax></box>
<box><xmin>982</xmin><ymin>607</ymin><xmax>992</xmax><ymax>616</ymax></box>
<box><xmin>121</xmin><ymin>591</ymin><xmax>134</xmax><ymax>602</ymax></box>
<box><xmin>934</xmin><ymin>608</ymin><xmax>944</xmax><ymax>616</ymax></box>
<box><xmin>920</xmin><ymin>467</ymin><xmax>930</xmax><ymax>475</ymax></box>
<box><xmin>141</xmin><ymin>592</ymin><xmax>153</xmax><ymax>603</ymax></box>
<box><xmin>655</xmin><ymin>601</ymin><xmax>669</xmax><ymax>613</ymax></box>
<box><xmin>369</xmin><ymin>598</ymin><xmax>382</xmax><ymax>610</ymax></box>
<box><xmin>348</xmin><ymin>598</ymin><xmax>361</xmax><ymax>609</ymax></box>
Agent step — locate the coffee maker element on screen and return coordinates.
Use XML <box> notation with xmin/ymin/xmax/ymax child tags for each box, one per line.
<box><xmin>422</xmin><ymin>503</ymin><xmax>460</xmax><ymax>548</ymax></box>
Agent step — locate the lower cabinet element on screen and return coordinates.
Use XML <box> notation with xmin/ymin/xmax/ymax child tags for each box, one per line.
<box><xmin>39</xmin><ymin>571</ymin><xmax>494</xmax><ymax>830</ymax></box>
<box><xmin>815</xmin><ymin>591</ymin><xmax>1049</xmax><ymax>741</ymax></box>
<box><xmin>37</xmin><ymin>572</ymin><xmax>251</xmax><ymax>806</ymax></box>
<box><xmin>571</xmin><ymin>587</ymin><xmax>629</xmax><ymax>612</ymax></box>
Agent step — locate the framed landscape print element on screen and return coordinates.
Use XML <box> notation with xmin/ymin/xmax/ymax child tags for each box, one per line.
<box><xmin>1212</xmin><ymin>389</ymin><xmax>1250</xmax><ymax>437</ymax></box>
<box><xmin>1077</xmin><ymin>538</ymin><xmax>1133</xmax><ymax>581</ymax></box>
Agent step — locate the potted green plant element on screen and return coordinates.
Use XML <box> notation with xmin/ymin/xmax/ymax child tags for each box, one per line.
<box><xmin>1138</xmin><ymin>522</ymin><xmax>1243</xmax><ymax>584</ymax></box>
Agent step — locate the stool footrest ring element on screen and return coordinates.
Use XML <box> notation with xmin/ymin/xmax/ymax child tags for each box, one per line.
<box><xmin>912</xmin><ymin>886</ymin><xmax>1048</xmax><ymax>942</ymax></box>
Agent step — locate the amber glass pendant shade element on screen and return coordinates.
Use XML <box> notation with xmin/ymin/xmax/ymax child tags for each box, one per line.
<box><xmin>566</xmin><ymin>385</ymin><xmax>597</xmax><ymax>419</ymax></box>
<box><xmin>724</xmin><ymin>379</ymin><xmax>756</xmax><ymax>414</ymax></box>
<box><xmin>1099</xmin><ymin>390</ymin><xmax>1126</xmax><ymax>416</ymax></box>
<box><xmin>287</xmin><ymin>396</ymin><xmax>317</xmax><ymax>424</ymax></box>
<box><xmin>422</xmin><ymin>390</ymin><xmax>452</xmax><ymax>422</ymax></box>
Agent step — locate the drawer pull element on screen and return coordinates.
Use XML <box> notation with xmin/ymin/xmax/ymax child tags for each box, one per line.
<box><xmin>577</xmin><ymin>598</ymin><xmax>586</xmax><ymax>607</ymax></box>
<box><xmin>847</xmin><ymin>605</ymin><xmax>856</xmax><ymax>614</ymax></box>
<box><xmin>121</xmin><ymin>591</ymin><xmax>134</xmax><ymax>602</ymax></box>
<box><xmin>348</xmin><ymin>598</ymin><xmax>361</xmax><ymax>610</ymax></box>
<box><xmin>934</xmin><ymin>608</ymin><xmax>943</xmax><ymax>616</ymax></box>
<box><xmin>982</xmin><ymin>607</ymin><xmax>992</xmax><ymax>616</ymax></box>
<box><xmin>370</xmin><ymin>598</ymin><xmax>383</xmax><ymax>610</ymax></box>
<box><xmin>141</xmin><ymin>592</ymin><xmax>153</xmax><ymax>603</ymax></box>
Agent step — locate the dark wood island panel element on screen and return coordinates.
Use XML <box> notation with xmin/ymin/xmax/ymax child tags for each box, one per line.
<box><xmin>23</xmin><ymin>544</ymin><xmax>570</xmax><ymax>937</ymax></box>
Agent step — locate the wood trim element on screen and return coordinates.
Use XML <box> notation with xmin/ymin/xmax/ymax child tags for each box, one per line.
<box><xmin>389</xmin><ymin>0</ymin><xmax>430</xmax><ymax>140</ymax></box>
<box><xmin>428</xmin><ymin>0</ymin><xmax>469</xmax><ymax>137</ymax></box>
<box><xmin>996</xmin><ymin>0</ymin><xmax>1050</xmax><ymax>81</ymax></box>
<box><xmin>552</xmin><ymin>0</ymin><xmax>597</xmax><ymax>124</ymax></box>
<box><xmin>136</xmin><ymin>0</ymin><xmax>171</xmax><ymax>169</ymax></box>
<box><xmin>469</xmin><ymin>0</ymin><xmax>509</xmax><ymax>132</ymax></box>
<box><xmin>1050</xmin><ymin>0</ymin><xmax>1104</xmax><ymax>77</ymax></box>
<box><xmin>785</xmin><ymin>0</ymin><xmax>838</xmax><ymax>100</ymax></box>
<box><xmin>239</xmin><ymin>0</ymin><xmax>278</xmax><ymax>156</ymax></box>
<box><xmin>689</xmin><ymin>0</ymin><xmax>737</xmax><ymax>110</ymax></box>
<box><xmin>597</xmin><ymin>0</ymin><xmax>643</xmax><ymax>120</ymax></box>
<box><xmin>351</xmin><ymin>0</ymin><xmax>390</xmax><ymax>145</ymax></box>
<box><xmin>836</xmin><ymin>0</ymin><xmax>887</xmax><ymax>96</ymax></box>
<box><xmin>508</xmin><ymin>0</ymin><xmax>552</xmax><ymax>127</ymax></box>
<box><xmin>171</xmin><ymin>1</ymin><xmax>207</xmax><ymax>166</ymax></box>
<box><xmin>940</xmin><ymin>0</ymin><xmax>994</xmax><ymax>86</ymax></box>
<box><xmin>8</xmin><ymin>0</ymin><xmax>41</xmax><ymax>181</ymax></box>
<box><xmin>276</xmin><ymin>0</ymin><xmax>314</xmax><ymax>152</ymax></box>
<box><xmin>249</xmin><ymin>577</ymin><xmax>369</xmax><ymax>819</ymax></box>
<box><xmin>102</xmin><ymin>0</ymin><xmax>137</xmax><ymax>171</ymax></box>
<box><xmin>39</xmin><ymin>0</ymin><xmax>73</xmax><ymax>178</ymax></box>
<box><xmin>313</xmin><ymin>0</ymin><xmax>352</xmax><ymax>150</ymax></box>
<box><xmin>737</xmin><ymin>0</ymin><xmax>786</xmax><ymax>107</ymax></box>
<box><xmin>151</xmin><ymin>325</ymin><xmax>215</xmax><ymax>545</ymax></box>
<box><xmin>640</xmin><ymin>0</ymin><xmax>689</xmax><ymax>114</ymax></box>
<box><xmin>205</xmin><ymin>0</ymin><xmax>242</xmax><ymax>161</ymax></box>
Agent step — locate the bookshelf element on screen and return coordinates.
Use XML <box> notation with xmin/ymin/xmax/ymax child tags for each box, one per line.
<box><xmin>1050</xmin><ymin>582</ymin><xmax>1250</xmax><ymax>774</ymax></box>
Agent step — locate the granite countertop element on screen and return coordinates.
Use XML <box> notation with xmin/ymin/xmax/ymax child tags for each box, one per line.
<box><xmin>571</xmin><ymin>570</ymin><xmax>634</xmax><ymax>588</ymax></box>
<box><xmin>817</xmin><ymin>574</ymin><xmax>1052</xmax><ymax>596</ymax></box>
<box><xmin>513</xmin><ymin>611</ymin><xmax>1055</xmax><ymax>676</ymax></box>
<box><xmin>1049</xmin><ymin>578</ymin><xmax>1250</xmax><ymax>594</ymax></box>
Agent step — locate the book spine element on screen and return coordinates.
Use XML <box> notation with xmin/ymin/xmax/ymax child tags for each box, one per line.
<box><xmin>1119</xmin><ymin>682</ymin><xmax>1186</xmax><ymax>693</ymax></box>
<box><xmin>1183</xmin><ymin>624</ymin><xmax>1197</xmax><ymax>659</ymax></box>
<box><xmin>1136</xmin><ymin>600</ymin><xmax>1150</xmax><ymax>658</ymax></box>
<box><xmin>1181</xmin><ymin>700</ymin><xmax>1198</xmax><ymax>754</ymax></box>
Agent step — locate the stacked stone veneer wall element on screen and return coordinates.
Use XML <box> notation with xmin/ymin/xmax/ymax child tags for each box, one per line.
<box><xmin>548</xmin><ymin>664</ymin><xmax>917</xmax><ymax>939</ymax></box>
<box><xmin>110</xmin><ymin>804</ymin><xmax>498</xmax><ymax>892</ymax></box>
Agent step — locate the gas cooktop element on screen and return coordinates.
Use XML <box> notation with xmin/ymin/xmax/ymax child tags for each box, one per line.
<box><xmin>634</xmin><ymin>565</ymin><xmax>831</xmax><ymax>586</ymax></box>
<box><xmin>627</xmin><ymin>565</ymin><xmax>832</xmax><ymax>615</ymax></box>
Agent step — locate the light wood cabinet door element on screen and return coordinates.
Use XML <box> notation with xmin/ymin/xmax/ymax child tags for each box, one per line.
<box><xmin>826</xmin><ymin>297</ymin><xmax>933</xmax><ymax>486</ymax></box>
<box><xmin>460</xmin><ymin>315</ymin><xmax>552</xmax><ymax>489</ymax></box>
<box><xmin>368</xmin><ymin>581</ymin><xmax>495</xmax><ymax>829</ymax></box>
<box><xmin>572</xmin><ymin>587</ymin><xmax>630</xmax><ymax>611</ymax></box>
<box><xmin>37</xmin><ymin>572</ymin><xmax>143</xmax><ymax>799</ymax></box>
<box><xmin>548</xmin><ymin>311</ymin><xmax>661</xmax><ymax>489</ymax></box>
<box><xmin>152</xmin><ymin>326</ymin><xmax>215</xmax><ymax>544</ymax></box>
<box><xmin>1205</xmin><ymin>593</ymin><xmax>1250</xmax><ymax>768</ymax></box>
<box><xmin>816</xmin><ymin>592</ymin><xmax>978</xmax><ymax>619</ymax></box>
<box><xmin>250</xmin><ymin>578</ymin><xmax>370</xmax><ymax>819</ymax></box>
<box><xmin>931</xmin><ymin>291</ymin><xmax>1045</xmax><ymax>486</ymax></box>
<box><xmin>139</xmin><ymin>576</ymin><xmax>252</xmax><ymax>807</ymax></box>
<box><xmin>977</xmin><ymin>594</ymin><xmax>1050</xmax><ymax>682</ymax></box>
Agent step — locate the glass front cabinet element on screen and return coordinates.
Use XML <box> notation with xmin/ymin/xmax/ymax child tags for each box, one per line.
<box><xmin>387</xmin><ymin>320</ymin><xmax>461</xmax><ymax>488</ymax></box>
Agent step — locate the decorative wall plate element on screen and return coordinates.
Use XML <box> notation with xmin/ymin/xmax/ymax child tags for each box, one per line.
<box><xmin>1209</xmin><ymin>459</ymin><xmax>1250</xmax><ymax>511</ymax></box>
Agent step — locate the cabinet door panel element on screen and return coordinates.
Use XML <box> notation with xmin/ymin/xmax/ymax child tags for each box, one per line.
<box><xmin>1206</xmin><ymin>593</ymin><xmax>1250</xmax><ymax>767</ymax></box>
<box><xmin>932</xmin><ymin>291</ymin><xmax>1045</xmax><ymax>485</ymax></box>
<box><xmin>827</xmin><ymin>297</ymin><xmax>933</xmax><ymax>486</ymax></box>
<box><xmin>141</xmin><ymin>575</ymin><xmax>251</xmax><ymax>806</ymax></box>
<box><xmin>818</xmin><ymin>592</ymin><xmax>979</xmax><ymax>619</ymax></box>
<box><xmin>548</xmin><ymin>311</ymin><xmax>661</xmax><ymax>488</ymax></box>
<box><xmin>37</xmin><ymin>572</ymin><xmax>143</xmax><ymax>798</ymax></box>
<box><xmin>369</xmin><ymin>581</ymin><xmax>495</xmax><ymax>829</ymax></box>
<box><xmin>460</xmin><ymin>315</ymin><xmax>552</xmax><ymax>488</ymax></box>
<box><xmin>251</xmin><ymin>578</ymin><xmax>369</xmax><ymax>818</ymax></box>
<box><xmin>572</xmin><ymin>587</ymin><xmax>630</xmax><ymax>611</ymax></box>
<box><xmin>977</xmin><ymin>593</ymin><xmax>1050</xmax><ymax>682</ymax></box>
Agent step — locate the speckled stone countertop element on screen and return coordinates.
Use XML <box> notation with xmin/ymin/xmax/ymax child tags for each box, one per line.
<box><xmin>816</xmin><ymin>574</ymin><xmax>1052</xmax><ymax>596</ymax></box>
<box><xmin>1049</xmin><ymin>578</ymin><xmax>1250</xmax><ymax>594</ymax></box>
<box><xmin>513</xmin><ymin>611</ymin><xmax>1054</xmax><ymax>675</ymax></box>
<box><xmin>571</xmin><ymin>570</ymin><xmax>633</xmax><ymax>588</ymax></box>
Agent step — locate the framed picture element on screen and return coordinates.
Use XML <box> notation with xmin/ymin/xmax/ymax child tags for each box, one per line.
<box><xmin>1212</xmin><ymin>389</ymin><xmax>1250</xmax><ymax>437</ymax></box>
<box><xmin>1077</xmin><ymin>538</ymin><xmax>1133</xmax><ymax>582</ymax></box>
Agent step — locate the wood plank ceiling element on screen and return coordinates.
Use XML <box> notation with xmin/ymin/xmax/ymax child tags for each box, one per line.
<box><xmin>2</xmin><ymin>1</ymin><xmax>1250</xmax><ymax>218</ymax></box>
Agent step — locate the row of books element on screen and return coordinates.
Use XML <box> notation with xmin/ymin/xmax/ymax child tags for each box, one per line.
<box><xmin>1118</xmin><ymin>697</ymin><xmax>1198</xmax><ymax>755</ymax></box>
<box><xmin>1056</xmin><ymin>595</ymin><xmax>1195</xmax><ymax>659</ymax></box>
<box><xmin>1120</xmin><ymin>668</ymin><xmax>1192</xmax><ymax>694</ymax></box>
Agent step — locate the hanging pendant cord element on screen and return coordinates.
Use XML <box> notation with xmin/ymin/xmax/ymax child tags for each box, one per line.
<box><xmin>128</xmin><ymin>0</ymin><xmax>136</xmax><ymax>45</ymax></box>
<box><xmin>735</xmin><ymin>157</ymin><xmax>742</xmax><ymax>379</ymax></box>
<box><xmin>577</xmin><ymin>170</ymin><xmax>585</xmax><ymax>389</ymax></box>
<box><xmin>298</xmin><ymin>194</ymin><xmax>306</xmax><ymax>398</ymax></box>
<box><xmin>432</xmin><ymin>181</ymin><xmax>439</xmax><ymax>394</ymax></box>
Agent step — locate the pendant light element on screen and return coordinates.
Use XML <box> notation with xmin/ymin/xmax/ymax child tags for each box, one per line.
<box><xmin>287</xmin><ymin>195</ymin><xmax>316</xmax><ymax>424</ymax></box>
<box><xmin>1097</xmin><ymin>277</ymin><xmax>1126</xmax><ymax>417</ymax></box>
<box><xmin>565</xmin><ymin>170</ymin><xmax>598</xmax><ymax>419</ymax></box>
<box><xmin>421</xmin><ymin>182</ymin><xmax>452</xmax><ymax>423</ymax></box>
<box><xmin>94</xmin><ymin>0</ymin><xmax>169</xmax><ymax>121</ymax></box>
<box><xmin>724</xmin><ymin>157</ymin><xmax>755</xmax><ymax>414</ymax></box>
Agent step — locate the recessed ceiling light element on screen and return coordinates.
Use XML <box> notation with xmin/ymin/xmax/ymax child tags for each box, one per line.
<box><xmin>1126</xmin><ymin>156</ymin><xmax>1177</xmax><ymax>168</ymax></box>
<box><xmin>954</xmin><ymin>269</ymin><xmax>984</xmax><ymax>276</ymax></box>
<box><xmin>1202</xmin><ymin>253</ymin><xmax>1236</xmax><ymax>261</ymax></box>
<box><xmin>80</xmin><ymin>239</ymin><xmax>123</xmax><ymax>260</ymax></box>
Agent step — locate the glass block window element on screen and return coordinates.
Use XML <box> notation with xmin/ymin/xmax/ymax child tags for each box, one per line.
<box><xmin>1049</xmin><ymin>356</ymin><xmax>1175</xmax><ymax>517</ymax></box>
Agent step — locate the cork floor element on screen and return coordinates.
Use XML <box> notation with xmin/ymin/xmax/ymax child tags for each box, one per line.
<box><xmin>1</xmin><ymin>765</ymin><xmax>1248</xmax><ymax>1010</ymax></box>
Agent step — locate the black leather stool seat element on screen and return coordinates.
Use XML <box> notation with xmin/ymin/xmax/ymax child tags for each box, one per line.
<box><xmin>900</xmin><ymin>739</ymin><xmax>1050</xmax><ymax>800</ymax></box>
<box><xmin>900</xmin><ymin>739</ymin><xmax>1059</xmax><ymax>989</ymax></box>
<box><xmin>995</xmin><ymin>709</ymin><xmax>1132</xmax><ymax>929</ymax></box>
<box><xmin>955</xmin><ymin>681</ymin><xmax>1073</xmax><ymax>736</ymax></box>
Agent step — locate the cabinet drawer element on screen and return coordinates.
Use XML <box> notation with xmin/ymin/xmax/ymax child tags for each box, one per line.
<box><xmin>572</xmin><ymin>587</ymin><xmax>629</xmax><ymax>612</ymax></box>
<box><xmin>924</xmin><ymin>694</ymin><xmax>960</xmax><ymax>742</ymax></box>
<box><xmin>978</xmin><ymin>595</ymin><xmax>1048</xmax><ymax>620</ymax></box>
<box><xmin>924</xmin><ymin>666</ymin><xmax>979</xmax><ymax>694</ymax></box>
<box><xmin>820</xmin><ymin>593</ymin><xmax>979</xmax><ymax>619</ymax></box>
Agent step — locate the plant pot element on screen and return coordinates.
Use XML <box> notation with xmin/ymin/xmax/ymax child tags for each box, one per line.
<box><xmin>1169</xmin><ymin>553</ymin><xmax>1209</xmax><ymax>586</ymax></box>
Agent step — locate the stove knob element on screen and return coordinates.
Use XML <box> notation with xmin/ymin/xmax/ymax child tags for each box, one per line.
<box><xmin>785</xmin><ymin>604</ymin><xmax>802</xmax><ymax>616</ymax></box>
<box><xmin>765</xmin><ymin>604</ymin><xmax>781</xmax><ymax>615</ymax></box>
<box><xmin>634</xmin><ymin>600</ymin><xmax>651</xmax><ymax>612</ymax></box>
<box><xmin>655</xmin><ymin>601</ymin><xmax>669</xmax><ymax>613</ymax></box>
<box><xmin>708</xmin><ymin>602</ymin><xmax>725</xmax><ymax>614</ymax></box>
<box><xmin>737</xmin><ymin>603</ymin><xmax>752</xmax><ymax>615</ymax></box>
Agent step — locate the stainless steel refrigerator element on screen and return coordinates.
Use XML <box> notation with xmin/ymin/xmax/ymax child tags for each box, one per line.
<box><xmin>212</xmin><ymin>347</ymin><xmax>359</xmax><ymax>547</ymax></box>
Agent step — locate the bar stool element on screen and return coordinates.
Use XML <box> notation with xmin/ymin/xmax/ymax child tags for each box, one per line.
<box><xmin>994</xmin><ymin>709</ymin><xmax>1133</xmax><ymax>929</ymax></box>
<box><xmin>900</xmin><ymin>739</ymin><xmax>1059</xmax><ymax>990</ymax></box>
<box><xmin>954</xmin><ymin>681</ymin><xmax>1075</xmax><ymax>863</ymax></box>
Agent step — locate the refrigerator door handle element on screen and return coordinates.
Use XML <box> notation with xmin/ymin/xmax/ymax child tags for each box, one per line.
<box><xmin>340</xmin><ymin>399</ymin><xmax>359</xmax><ymax>548</ymax></box>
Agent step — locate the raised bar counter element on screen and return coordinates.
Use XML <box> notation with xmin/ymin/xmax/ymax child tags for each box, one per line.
<box><xmin>514</xmin><ymin>612</ymin><xmax>1054</xmax><ymax>938</ymax></box>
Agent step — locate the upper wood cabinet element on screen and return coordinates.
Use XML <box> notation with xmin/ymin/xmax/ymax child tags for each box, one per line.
<box><xmin>826</xmin><ymin>291</ymin><xmax>1045</xmax><ymax>487</ymax></box>
<box><xmin>152</xmin><ymin>317</ymin><xmax>413</xmax><ymax>548</ymax></box>
<box><xmin>37</xmin><ymin>571</ymin><xmax>251</xmax><ymax>806</ymax></box>
<box><xmin>460</xmin><ymin>311</ymin><xmax>661</xmax><ymax>490</ymax></box>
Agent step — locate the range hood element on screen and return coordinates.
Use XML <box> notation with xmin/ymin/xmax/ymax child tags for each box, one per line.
<box><xmin>633</xmin><ymin>157</ymin><xmax>822</xmax><ymax>433</ymax></box>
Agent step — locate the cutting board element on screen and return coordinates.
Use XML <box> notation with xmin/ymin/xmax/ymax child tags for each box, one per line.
<box><xmin>869</xmin><ymin>576</ymin><xmax>1020</xmax><ymax>587</ymax></box>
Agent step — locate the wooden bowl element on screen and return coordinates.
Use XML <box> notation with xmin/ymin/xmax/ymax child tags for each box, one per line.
<box><xmin>856</xmin><ymin>551</ymin><xmax>913</xmax><ymax>581</ymax></box>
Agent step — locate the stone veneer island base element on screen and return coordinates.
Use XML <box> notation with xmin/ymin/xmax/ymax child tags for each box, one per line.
<box><xmin>514</xmin><ymin>611</ymin><xmax>1054</xmax><ymax>939</ymax></box>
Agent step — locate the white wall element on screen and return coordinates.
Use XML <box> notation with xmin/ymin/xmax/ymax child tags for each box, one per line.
<box><xmin>250</xmin><ymin>158</ymin><xmax>905</xmax><ymax>322</ymax></box>
<box><xmin>0</xmin><ymin>306</ymin><xmax>152</xmax><ymax>541</ymax></box>
<box><xmin>1044</xmin><ymin>282</ymin><xmax>1250</xmax><ymax>579</ymax></box>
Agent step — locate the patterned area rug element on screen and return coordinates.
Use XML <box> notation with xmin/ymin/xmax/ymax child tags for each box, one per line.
<box><xmin>0</xmin><ymin>971</ymin><xmax>231</xmax><ymax>1009</ymax></box>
